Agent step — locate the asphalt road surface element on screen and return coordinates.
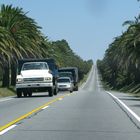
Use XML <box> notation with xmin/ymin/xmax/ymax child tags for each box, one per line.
<box><xmin>0</xmin><ymin>66</ymin><xmax>140</xmax><ymax>140</ymax></box>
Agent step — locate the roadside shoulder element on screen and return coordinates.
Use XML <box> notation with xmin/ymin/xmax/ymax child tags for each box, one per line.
<box><xmin>106</xmin><ymin>90</ymin><xmax>140</xmax><ymax>128</ymax></box>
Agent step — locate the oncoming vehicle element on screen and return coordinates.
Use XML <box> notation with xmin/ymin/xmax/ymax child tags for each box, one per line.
<box><xmin>16</xmin><ymin>60</ymin><xmax>58</xmax><ymax>97</ymax></box>
<box><xmin>58</xmin><ymin>67</ymin><xmax>79</xmax><ymax>91</ymax></box>
<box><xmin>58</xmin><ymin>72</ymin><xmax>74</xmax><ymax>82</ymax></box>
<box><xmin>57</xmin><ymin>77</ymin><xmax>74</xmax><ymax>93</ymax></box>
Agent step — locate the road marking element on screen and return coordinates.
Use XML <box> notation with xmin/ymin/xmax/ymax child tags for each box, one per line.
<box><xmin>42</xmin><ymin>106</ymin><xmax>49</xmax><ymax>110</ymax></box>
<box><xmin>58</xmin><ymin>98</ymin><xmax>63</xmax><ymax>101</ymax></box>
<box><xmin>0</xmin><ymin>125</ymin><xmax>17</xmax><ymax>135</ymax></box>
<box><xmin>106</xmin><ymin>91</ymin><xmax>140</xmax><ymax>122</ymax></box>
<box><xmin>80</xmin><ymin>66</ymin><xmax>93</xmax><ymax>89</ymax></box>
<box><xmin>0</xmin><ymin>95</ymin><xmax>67</xmax><ymax>133</ymax></box>
<box><xmin>0</xmin><ymin>98</ymin><xmax>14</xmax><ymax>103</ymax></box>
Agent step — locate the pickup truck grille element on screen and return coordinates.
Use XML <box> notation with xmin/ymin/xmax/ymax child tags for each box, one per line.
<box><xmin>59</xmin><ymin>85</ymin><xmax>67</xmax><ymax>87</ymax></box>
<box><xmin>23</xmin><ymin>77</ymin><xmax>44</xmax><ymax>82</ymax></box>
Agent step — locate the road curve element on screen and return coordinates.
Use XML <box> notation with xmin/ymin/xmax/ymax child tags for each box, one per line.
<box><xmin>1</xmin><ymin>66</ymin><xmax>140</xmax><ymax>140</ymax></box>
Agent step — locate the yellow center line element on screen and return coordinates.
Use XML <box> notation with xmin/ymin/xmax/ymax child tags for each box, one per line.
<box><xmin>0</xmin><ymin>95</ymin><xmax>67</xmax><ymax>132</ymax></box>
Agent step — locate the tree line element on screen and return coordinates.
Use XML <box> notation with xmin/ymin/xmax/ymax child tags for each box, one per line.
<box><xmin>97</xmin><ymin>13</ymin><xmax>140</xmax><ymax>93</ymax></box>
<box><xmin>0</xmin><ymin>4</ymin><xmax>93</xmax><ymax>88</ymax></box>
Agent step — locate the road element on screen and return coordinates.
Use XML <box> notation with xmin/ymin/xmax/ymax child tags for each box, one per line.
<box><xmin>1</xmin><ymin>67</ymin><xmax>140</xmax><ymax>139</ymax></box>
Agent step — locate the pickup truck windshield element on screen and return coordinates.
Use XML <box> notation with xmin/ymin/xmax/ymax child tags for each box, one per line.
<box><xmin>58</xmin><ymin>79</ymin><xmax>70</xmax><ymax>83</ymax></box>
<box><xmin>22</xmin><ymin>62</ymin><xmax>48</xmax><ymax>70</ymax></box>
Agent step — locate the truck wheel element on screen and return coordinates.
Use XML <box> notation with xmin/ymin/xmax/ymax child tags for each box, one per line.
<box><xmin>17</xmin><ymin>89</ymin><xmax>22</xmax><ymax>98</ymax></box>
<box><xmin>48</xmin><ymin>88</ymin><xmax>54</xmax><ymax>97</ymax></box>
<box><xmin>23</xmin><ymin>91</ymin><xmax>28</xmax><ymax>97</ymax></box>
<box><xmin>70</xmin><ymin>90</ymin><xmax>73</xmax><ymax>93</ymax></box>
<box><xmin>74</xmin><ymin>86</ymin><xmax>78</xmax><ymax>91</ymax></box>
<box><xmin>54</xmin><ymin>87</ymin><xmax>58</xmax><ymax>95</ymax></box>
<box><xmin>28</xmin><ymin>91</ymin><xmax>32</xmax><ymax>97</ymax></box>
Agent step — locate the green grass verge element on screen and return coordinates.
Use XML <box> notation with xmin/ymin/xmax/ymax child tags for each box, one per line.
<box><xmin>0</xmin><ymin>87</ymin><xmax>15</xmax><ymax>98</ymax></box>
<box><xmin>100</xmin><ymin>79</ymin><xmax>140</xmax><ymax>97</ymax></box>
<box><xmin>79</xmin><ymin>72</ymin><xmax>90</xmax><ymax>87</ymax></box>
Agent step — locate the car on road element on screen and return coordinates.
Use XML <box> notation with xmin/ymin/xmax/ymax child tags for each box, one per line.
<box><xmin>58</xmin><ymin>67</ymin><xmax>79</xmax><ymax>91</ymax></box>
<box><xmin>58</xmin><ymin>72</ymin><xmax>74</xmax><ymax>82</ymax></box>
<box><xmin>57</xmin><ymin>77</ymin><xmax>74</xmax><ymax>93</ymax></box>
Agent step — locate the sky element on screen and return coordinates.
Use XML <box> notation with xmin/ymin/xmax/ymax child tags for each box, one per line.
<box><xmin>0</xmin><ymin>0</ymin><xmax>140</xmax><ymax>62</ymax></box>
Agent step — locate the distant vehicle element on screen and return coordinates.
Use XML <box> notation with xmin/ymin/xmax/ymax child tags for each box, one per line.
<box><xmin>16</xmin><ymin>59</ymin><xmax>58</xmax><ymax>97</ymax></box>
<box><xmin>57</xmin><ymin>77</ymin><xmax>74</xmax><ymax>93</ymax></box>
<box><xmin>58</xmin><ymin>67</ymin><xmax>79</xmax><ymax>91</ymax></box>
<box><xmin>58</xmin><ymin>72</ymin><xmax>74</xmax><ymax>82</ymax></box>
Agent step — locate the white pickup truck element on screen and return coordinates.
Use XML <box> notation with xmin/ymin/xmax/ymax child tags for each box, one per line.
<box><xmin>16</xmin><ymin>61</ymin><xmax>55</xmax><ymax>97</ymax></box>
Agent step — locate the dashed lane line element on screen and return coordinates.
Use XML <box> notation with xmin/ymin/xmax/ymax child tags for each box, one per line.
<box><xmin>0</xmin><ymin>125</ymin><xmax>17</xmax><ymax>135</ymax></box>
<box><xmin>0</xmin><ymin>95</ymin><xmax>68</xmax><ymax>135</ymax></box>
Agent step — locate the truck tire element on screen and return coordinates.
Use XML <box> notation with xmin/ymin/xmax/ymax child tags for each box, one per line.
<box><xmin>53</xmin><ymin>80</ymin><xmax>58</xmax><ymax>96</ymax></box>
<box><xmin>70</xmin><ymin>90</ymin><xmax>73</xmax><ymax>93</ymax></box>
<box><xmin>16</xmin><ymin>89</ymin><xmax>22</xmax><ymax>98</ymax></box>
<box><xmin>23</xmin><ymin>91</ymin><xmax>28</xmax><ymax>97</ymax></box>
<box><xmin>48</xmin><ymin>87</ymin><xmax>54</xmax><ymax>97</ymax></box>
<box><xmin>54</xmin><ymin>87</ymin><xmax>58</xmax><ymax>95</ymax></box>
<box><xmin>28</xmin><ymin>91</ymin><xmax>32</xmax><ymax>97</ymax></box>
<box><xmin>74</xmin><ymin>86</ymin><xmax>78</xmax><ymax>91</ymax></box>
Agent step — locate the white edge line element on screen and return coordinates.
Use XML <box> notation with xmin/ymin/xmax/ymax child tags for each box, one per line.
<box><xmin>0</xmin><ymin>125</ymin><xmax>17</xmax><ymax>135</ymax></box>
<box><xmin>106</xmin><ymin>91</ymin><xmax>140</xmax><ymax>122</ymax></box>
<box><xmin>80</xmin><ymin>66</ymin><xmax>93</xmax><ymax>89</ymax></box>
<box><xmin>0</xmin><ymin>98</ymin><xmax>13</xmax><ymax>103</ymax></box>
<box><xmin>96</xmin><ymin>70</ymin><xmax>100</xmax><ymax>92</ymax></box>
<box><xmin>42</xmin><ymin>106</ymin><xmax>49</xmax><ymax>110</ymax></box>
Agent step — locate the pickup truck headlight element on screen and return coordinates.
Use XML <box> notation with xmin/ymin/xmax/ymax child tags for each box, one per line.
<box><xmin>44</xmin><ymin>77</ymin><xmax>52</xmax><ymax>81</ymax></box>
<box><xmin>16</xmin><ymin>78</ymin><xmax>24</xmax><ymax>83</ymax></box>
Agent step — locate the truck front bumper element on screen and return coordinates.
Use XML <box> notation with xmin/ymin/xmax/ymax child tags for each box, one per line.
<box><xmin>16</xmin><ymin>82</ymin><xmax>53</xmax><ymax>89</ymax></box>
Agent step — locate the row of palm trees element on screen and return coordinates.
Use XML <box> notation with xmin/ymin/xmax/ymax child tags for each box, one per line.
<box><xmin>0</xmin><ymin>5</ymin><xmax>93</xmax><ymax>87</ymax></box>
<box><xmin>50</xmin><ymin>40</ymin><xmax>93</xmax><ymax>80</ymax></box>
<box><xmin>97</xmin><ymin>14</ymin><xmax>140</xmax><ymax>93</ymax></box>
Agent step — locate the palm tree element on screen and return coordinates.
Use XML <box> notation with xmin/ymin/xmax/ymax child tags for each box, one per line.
<box><xmin>0</xmin><ymin>5</ymin><xmax>46</xmax><ymax>86</ymax></box>
<box><xmin>98</xmin><ymin>15</ymin><xmax>140</xmax><ymax>91</ymax></box>
<box><xmin>0</xmin><ymin>4</ymin><xmax>93</xmax><ymax>88</ymax></box>
<box><xmin>0</xmin><ymin>26</ymin><xmax>16</xmax><ymax>86</ymax></box>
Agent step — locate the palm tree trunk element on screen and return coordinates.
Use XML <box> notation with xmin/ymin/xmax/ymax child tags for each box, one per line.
<box><xmin>2</xmin><ymin>62</ymin><xmax>10</xmax><ymax>87</ymax></box>
<box><xmin>11</xmin><ymin>62</ymin><xmax>17</xmax><ymax>86</ymax></box>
